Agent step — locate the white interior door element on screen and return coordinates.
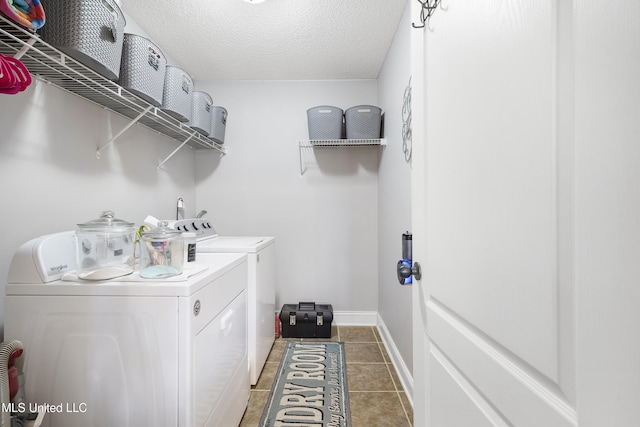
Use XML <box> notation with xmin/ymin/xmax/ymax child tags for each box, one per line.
<box><xmin>410</xmin><ymin>1</ymin><xmax>640</xmax><ymax>426</ymax></box>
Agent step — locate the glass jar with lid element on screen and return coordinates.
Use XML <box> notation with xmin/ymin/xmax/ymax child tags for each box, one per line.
<box><xmin>139</xmin><ymin>221</ymin><xmax>184</xmax><ymax>279</ymax></box>
<box><xmin>76</xmin><ymin>210</ymin><xmax>136</xmax><ymax>280</ymax></box>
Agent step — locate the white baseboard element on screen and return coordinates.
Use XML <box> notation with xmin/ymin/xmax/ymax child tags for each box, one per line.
<box><xmin>376</xmin><ymin>314</ymin><xmax>414</xmax><ymax>408</ymax></box>
<box><xmin>333</xmin><ymin>310</ymin><xmax>378</xmax><ymax>326</ymax></box>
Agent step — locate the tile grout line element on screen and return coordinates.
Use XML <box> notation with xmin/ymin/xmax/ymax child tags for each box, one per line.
<box><xmin>244</xmin><ymin>326</ymin><xmax>412</xmax><ymax>426</ymax></box>
<box><xmin>347</xmin><ymin>326</ymin><xmax>412</xmax><ymax>425</ymax></box>
<box><xmin>377</xmin><ymin>337</ymin><xmax>413</xmax><ymax>427</ymax></box>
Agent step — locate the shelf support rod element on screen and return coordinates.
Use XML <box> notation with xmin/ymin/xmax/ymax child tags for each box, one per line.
<box><xmin>158</xmin><ymin>131</ymin><xmax>198</xmax><ymax>170</ymax></box>
<box><xmin>96</xmin><ymin>106</ymin><xmax>152</xmax><ymax>158</ymax></box>
<box><xmin>298</xmin><ymin>142</ymin><xmax>306</xmax><ymax>176</ymax></box>
<box><xmin>14</xmin><ymin>36</ymin><xmax>36</xmax><ymax>60</ymax></box>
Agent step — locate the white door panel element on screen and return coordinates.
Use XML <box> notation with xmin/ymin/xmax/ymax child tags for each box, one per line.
<box><xmin>430</xmin><ymin>347</ymin><xmax>508</xmax><ymax>427</ymax></box>
<box><xmin>427</xmin><ymin>301</ymin><xmax>574</xmax><ymax>426</ymax></box>
<box><xmin>424</xmin><ymin>0</ymin><xmax>559</xmax><ymax>382</ymax></box>
<box><xmin>411</xmin><ymin>0</ymin><xmax>640</xmax><ymax>425</ymax></box>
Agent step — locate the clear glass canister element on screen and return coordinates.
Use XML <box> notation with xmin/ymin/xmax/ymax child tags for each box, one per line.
<box><xmin>139</xmin><ymin>221</ymin><xmax>184</xmax><ymax>279</ymax></box>
<box><xmin>76</xmin><ymin>210</ymin><xmax>136</xmax><ymax>280</ymax></box>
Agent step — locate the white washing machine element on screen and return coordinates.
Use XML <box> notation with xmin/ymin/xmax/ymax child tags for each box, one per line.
<box><xmin>169</xmin><ymin>218</ymin><xmax>275</xmax><ymax>385</ymax></box>
<box><xmin>4</xmin><ymin>231</ymin><xmax>249</xmax><ymax>427</ymax></box>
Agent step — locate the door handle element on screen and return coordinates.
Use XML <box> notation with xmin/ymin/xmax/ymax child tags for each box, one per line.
<box><xmin>397</xmin><ymin>260</ymin><xmax>422</xmax><ymax>284</ymax></box>
<box><xmin>397</xmin><ymin>231</ymin><xmax>420</xmax><ymax>284</ymax></box>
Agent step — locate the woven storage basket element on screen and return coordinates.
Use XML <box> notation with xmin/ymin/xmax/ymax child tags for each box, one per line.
<box><xmin>189</xmin><ymin>91</ymin><xmax>213</xmax><ymax>136</ymax></box>
<box><xmin>161</xmin><ymin>66</ymin><xmax>193</xmax><ymax>123</ymax></box>
<box><xmin>345</xmin><ymin>105</ymin><xmax>382</xmax><ymax>139</ymax></box>
<box><xmin>40</xmin><ymin>0</ymin><xmax>126</xmax><ymax>81</ymax></box>
<box><xmin>307</xmin><ymin>106</ymin><xmax>344</xmax><ymax>140</ymax></box>
<box><xmin>118</xmin><ymin>34</ymin><xmax>166</xmax><ymax>107</ymax></box>
<box><xmin>209</xmin><ymin>107</ymin><xmax>228</xmax><ymax>144</ymax></box>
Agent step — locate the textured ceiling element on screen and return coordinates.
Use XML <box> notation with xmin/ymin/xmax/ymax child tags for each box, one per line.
<box><xmin>117</xmin><ymin>0</ymin><xmax>407</xmax><ymax>81</ymax></box>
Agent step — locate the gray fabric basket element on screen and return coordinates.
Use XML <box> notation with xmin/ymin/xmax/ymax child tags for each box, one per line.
<box><xmin>209</xmin><ymin>107</ymin><xmax>227</xmax><ymax>144</ymax></box>
<box><xmin>307</xmin><ymin>106</ymin><xmax>344</xmax><ymax>139</ymax></box>
<box><xmin>345</xmin><ymin>105</ymin><xmax>382</xmax><ymax>139</ymax></box>
<box><xmin>118</xmin><ymin>34</ymin><xmax>166</xmax><ymax>107</ymax></box>
<box><xmin>189</xmin><ymin>91</ymin><xmax>213</xmax><ymax>136</ymax></box>
<box><xmin>40</xmin><ymin>0</ymin><xmax>126</xmax><ymax>81</ymax></box>
<box><xmin>161</xmin><ymin>65</ymin><xmax>193</xmax><ymax>123</ymax></box>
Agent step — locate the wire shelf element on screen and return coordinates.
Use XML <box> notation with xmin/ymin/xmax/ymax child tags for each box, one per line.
<box><xmin>299</xmin><ymin>139</ymin><xmax>387</xmax><ymax>148</ymax></box>
<box><xmin>298</xmin><ymin>139</ymin><xmax>386</xmax><ymax>175</ymax></box>
<box><xmin>0</xmin><ymin>15</ymin><xmax>225</xmax><ymax>155</ymax></box>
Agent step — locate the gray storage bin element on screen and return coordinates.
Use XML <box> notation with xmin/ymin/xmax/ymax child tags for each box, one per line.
<box><xmin>189</xmin><ymin>91</ymin><xmax>213</xmax><ymax>135</ymax></box>
<box><xmin>40</xmin><ymin>0</ymin><xmax>126</xmax><ymax>81</ymax></box>
<box><xmin>118</xmin><ymin>34</ymin><xmax>166</xmax><ymax>106</ymax></box>
<box><xmin>345</xmin><ymin>105</ymin><xmax>383</xmax><ymax>139</ymax></box>
<box><xmin>162</xmin><ymin>65</ymin><xmax>193</xmax><ymax>123</ymax></box>
<box><xmin>209</xmin><ymin>106</ymin><xmax>228</xmax><ymax>144</ymax></box>
<box><xmin>307</xmin><ymin>106</ymin><xmax>344</xmax><ymax>140</ymax></box>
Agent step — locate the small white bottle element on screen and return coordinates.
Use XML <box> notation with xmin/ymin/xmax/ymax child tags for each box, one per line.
<box><xmin>183</xmin><ymin>232</ymin><xmax>197</xmax><ymax>269</ymax></box>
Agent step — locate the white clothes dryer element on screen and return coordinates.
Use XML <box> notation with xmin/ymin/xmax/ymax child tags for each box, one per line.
<box><xmin>4</xmin><ymin>231</ymin><xmax>249</xmax><ymax>427</ymax></box>
<box><xmin>169</xmin><ymin>218</ymin><xmax>276</xmax><ymax>385</ymax></box>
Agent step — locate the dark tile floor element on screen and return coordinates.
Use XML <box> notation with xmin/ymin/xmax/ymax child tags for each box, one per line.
<box><xmin>239</xmin><ymin>326</ymin><xmax>413</xmax><ymax>427</ymax></box>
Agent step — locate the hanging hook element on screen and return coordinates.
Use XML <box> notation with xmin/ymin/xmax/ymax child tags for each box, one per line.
<box><xmin>412</xmin><ymin>0</ymin><xmax>442</xmax><ymax>29</ymax></box>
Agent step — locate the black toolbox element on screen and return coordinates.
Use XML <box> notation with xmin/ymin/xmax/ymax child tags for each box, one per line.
<box><xmin>279</xmin><ymin>302</ymin><xmax>334</xmax><ymax>338</ymax></box>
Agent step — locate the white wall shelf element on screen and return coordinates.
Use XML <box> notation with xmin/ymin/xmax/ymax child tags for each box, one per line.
<box><xmin>298</xmin><ymin>138</ymin><xmax>386</xmax><ymax>175</ymax></box>
<box><xmin>0</xmin><ymin>16</ymin><xmax>226</xmax><ymax>161</ymax></box>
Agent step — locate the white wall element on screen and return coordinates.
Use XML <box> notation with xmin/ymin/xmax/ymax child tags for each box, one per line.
<box><xmin>0</xmin><ymin>10</ymin><xmax>409</xmax><ymax>347</ymax></box>
<box><xmin>377</xmin><ymin>1</ymin><xmax>413</xmax><ymax>376</ymax></box>
<box><xmin>0</xmin><ymin>81</ymin><xmax>197</xmax><ymax>337</ymax></box>
<box><xmin>194</xmin><ymin>80</ymin><xmax>380</xmax><ymax>313</ymax></box>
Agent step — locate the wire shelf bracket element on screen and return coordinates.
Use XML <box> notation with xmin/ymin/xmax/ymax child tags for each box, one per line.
<box><xmin>96</xmin><ymin>106</ymin><xmax>153</xmax><ymax>159</ymax></box>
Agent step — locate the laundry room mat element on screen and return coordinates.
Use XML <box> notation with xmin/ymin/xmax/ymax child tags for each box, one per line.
<box><xmin>259</xmin><ymin>341</ymin><xmax>351</xmax><ymax>427</ymax></box>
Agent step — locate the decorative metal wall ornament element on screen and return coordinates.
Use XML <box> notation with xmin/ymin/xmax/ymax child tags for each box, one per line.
<box><xmin>402</xmin><ymin>76</ymin><xmax>412</xmax><ymax>164</ymax></box>
<box><xmin>412</xmin><ymin>0</ymin><xmax>442</xmax><ymax>29</ymax></box>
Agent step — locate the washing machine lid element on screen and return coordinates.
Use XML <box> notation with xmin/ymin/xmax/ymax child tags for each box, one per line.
<box><xmin>5</xmin><ymin>247</ymin><xmax>247</xmax><ymax>297</ymax></box>
<box><xmin>197</xmin><ymin>236</ymin><xmax>275</xmax><ymax>253</ymax></box>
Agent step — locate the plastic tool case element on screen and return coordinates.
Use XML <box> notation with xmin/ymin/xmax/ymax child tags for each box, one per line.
<box><xmin>280</xmin><ymin>302</ymin><xmax>333</xmax><ymax>338</ymax></box>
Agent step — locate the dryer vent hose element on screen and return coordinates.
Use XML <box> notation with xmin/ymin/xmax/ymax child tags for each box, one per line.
<box><xmin>0</xmin><ymin>340</ymin><xmax>24</xmax><ymax>427</ymax></box>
